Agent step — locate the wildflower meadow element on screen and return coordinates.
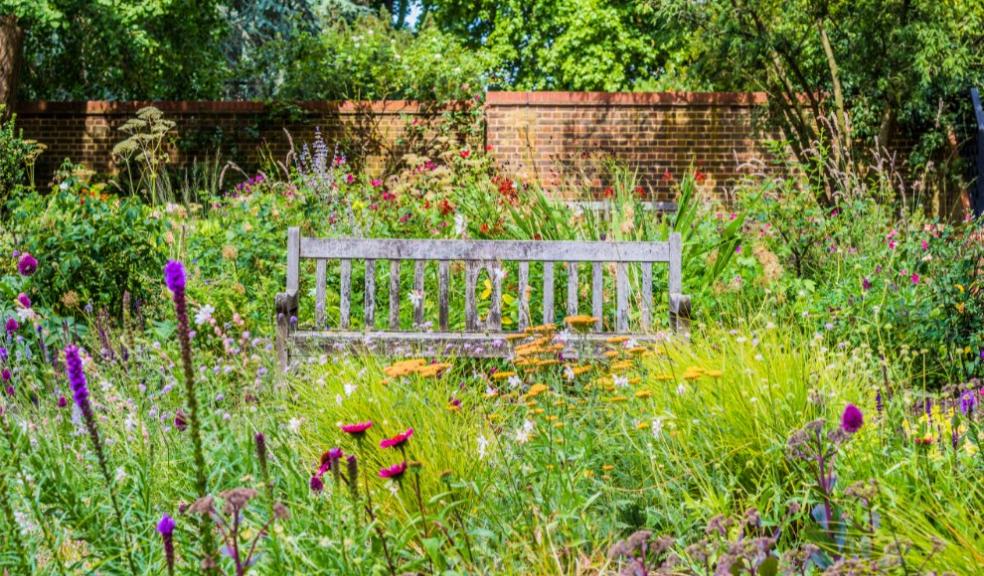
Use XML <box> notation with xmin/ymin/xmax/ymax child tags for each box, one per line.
<box><xmin>1</xmin><ymin>2</ymin><xmax>984</xmax><ymax>574</ymax></box>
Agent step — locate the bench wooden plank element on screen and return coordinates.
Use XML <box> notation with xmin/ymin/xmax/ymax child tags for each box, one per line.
<box><xmin>286</xmin><ymin>227</ymin><xmax>300</xmax><ymax>295</ymax></box>
<box><xmin>464</xmin><ymin>262</ymin><xmax>478</xmax><ymax>330</ymax></box>
<box><xmin>365</xmin><ymin>259</ymin><xmax>376</xmax><ymax>328</ymax></box>
<box><xmin>488</xmin><ymin>262</ymin><xmax>503</xmax><ymax>330</ymax></box>
<box><xmin>592</xmin><ymin>262</ymin><xmax>603</xmax><ymax>331</ymax></box>
<box><xmin>389</xmin><ymin>260</ymin><xmax>400</xmax><ymax>330</ymax></box>
<box><xmin>315</xmin><ymin>259</ymin><xmax>326</xmax><ymax>328</ymax></box>
<box><xmin>616</xmin><ymin>262</ymin><xmax>628</xmax><ymax>332</ymax></box>
<box><xmin>668</xmin><ymin>233</ymin><xmax>682</xmax><ymax>294</ymax></box>
<box><xmin>413</xmin><ymin>260</ymin><xmax>425</xmax><ymax>327</ymax></box>
<box><xmin>339</xmin><ymin>259</ymin><xmax>352</xmax><ymax>329</ymax></box>
<box><xmin>438</xmin><ymin>261</ymin><xmax>449</xmax><ymax>331</ymax></box>
<box><xmin>542</xmin><ymin>262</ymin><xmax>554</xmax><ymax>325</ymax></box>
<box><xmin>641</xmin><ymin>262</ymin><xmax>652</xmax><ymax>331</ymax></box>
<box><xmin>567</xmin><ymin>262</ymin><xmax>578</xmax><ymax>316</ymax></box>
<box><xmin>300</xmin><ymin>237</ymin><xmax>671</xmax><ymax>263</ymax></box>
<box><xmin>518</xmin><ymin>261</ymin><xmax>530</xmax><ymax>330</ymax></box>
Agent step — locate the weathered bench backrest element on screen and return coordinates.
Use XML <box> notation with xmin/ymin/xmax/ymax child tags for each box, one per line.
<box><xmin>276</xmin><ymin>227</ymin><xmax>690</xmax><ymax>363</ymax></box>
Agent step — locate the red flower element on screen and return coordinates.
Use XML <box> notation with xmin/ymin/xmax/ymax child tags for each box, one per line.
<box><xmin>694</xmin><ymin>170</ymin><xmax>707</xmax><ymax>184</ymax></box>
<box><xmin>439</xmin><ymin>199</ymin><xmax>455</xmax><ymax>215</ymax></box>
<box><xmin>378</xmin><ymin>461</ymin><xmax>408</xmax><ymax>480</ymax></box>
<box><xmin>634</xmin><ymin>186</ymin><xmax>646</xmax><ymax>199</ymax></box>
<box><xmin>380</xmin><ymin>428</ymin><xmax>414</xmax><ymax>449</ymax></box>
<box><xmin>480</xmin><ymin>223</ymin><xmax>490</xmax><ymax>234</ymax></box>
<box><xmin>661</xmin><ymin>169</ymin><xmax>673</xmax><ymax>182</ymax></box>
<box><xmin>340</xmin><ymin>421</ymin><xmax>373</xmax><ymax>436</ymax></box>
<box><xmin>459</xmin><ymin>149</ymin><xmax>471</xmax><ymax>159</ymax></box>
<box><xmin>485</xmin><ymin>145</ymin><xmax>494</xmax><ymax>152</ymax></box>
<box><xmin>602</xmin><ymin>186</ymin><xmax>614</xmax><ymax>199</ymax></box>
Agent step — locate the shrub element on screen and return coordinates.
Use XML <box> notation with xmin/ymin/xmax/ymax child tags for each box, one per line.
<box><xmin>6</xmin><ymin>181</ymin><xmax>167</xmax><ymax>315</ymax></box>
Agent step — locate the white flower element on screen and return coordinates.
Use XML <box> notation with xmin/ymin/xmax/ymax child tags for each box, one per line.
<box><xmin>624</xmin><ymin>338</ymin><xmax>638</xmax><ymax>349</ymax></box>
<box><xmin>493</xmin><ymin>267</ymin><xmax>506</xmax><ymax>282</ymax></box>
<box><xmin>676</xmin><ymin>384</ymin><xmax>686</xmax><ymax>395</ymax></box>
<box><xmin>59</xmin><ymin>181</ymin><xmax>69</xmax><ymax>191</ymax></box>
<box><xmin>613</xmin><ymin>375</ymin><xmax>629</xmax><ymax>388</ymax></box>
<box><xmin>563</xmin><ymin>366</ymin><xmax>575</xmax><ymax>381</ymax></box>
<box><xmin>507</xmin><ymin>375</ymin><xmax>522</xmax><ymax>389</ymax></box>
<box><xmin>195</xmin><ymin>305</ymin><xmax>215</xmax><ymax>326</ymax></box>
<box><xmin>477</xmin><ymin>434</ymin><xmax>490</xmax><ymax>459</ymax></box>
<box><xmin>343</xmin><ymin>382</ymin><xmax>357</xmax><ymax>397</ymax></box>
<box><xmin>408</xmin><ymin>290</ymin><xmax>424</xmax><ymax>308</ymax></box>
<box><xmin>651</xmin><ymin>418</ymin><xmax>664</xmax><ymax>438</ymax></box>
<box><xmin>335</xmin><ymin>394</ymin><xmax>343</xmax><ymax>406</ymax></box>
<box><xmin>287</xmin><ymin>417</ymin><xmax>303</xmax><ymax>434</ymax></box>
<box><xmin>454</xmin><ymin>214</ymin><xmax>467</xmax><ymax>236</ymax></box>
<box><xmin>514</xmin><ymin>420</ymin><xmax>535</xmax><ymax>444</ymax></box>
<box><xmin>115</xmin><ymin>467</ymin><xmax>127</xmax><ymax>482</ymax></box>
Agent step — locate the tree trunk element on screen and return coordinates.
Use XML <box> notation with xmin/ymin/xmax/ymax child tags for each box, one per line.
<box><xmin>0</xmin><ymin>14</ymin><xmax>24</xmax><ymax>111</ymax></box>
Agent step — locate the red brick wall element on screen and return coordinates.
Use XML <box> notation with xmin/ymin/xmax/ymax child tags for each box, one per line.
<box><xmin>485</xmin><ymin>91</ymin><xmax>780</xmax><ymax>201</ymax></box>
<box><xmin>15</xmin><ymin>93</ymin><xmax>781</xmax><ymax>199</ymax></box>
<box><xmin>14</xmin><ymin>100</ymin><xmax>446</xmax><ymax>186</ymax></box>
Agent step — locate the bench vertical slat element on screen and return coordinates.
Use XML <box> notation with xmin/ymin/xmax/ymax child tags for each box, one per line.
<box><xmin>339</xmin><ymin>260</ymin><xmax>352</xmax><ymax>329</ymax></box>
<box><xmin>566</xmin><ymin>262</ymin><xmax>578</xmax><ymax>316</ymax></box>
<box><xmin>488</xmin><ymin>262</ymin><xmax>503</xmax><ymax>330</ymax></box>
<box><xmin>616</xmin><ymin>262</ymin><xmax>629</xmax><ymax>332</ymax></box>
<box><xmin>518</xmin><ymin>261</ymin><xmax>530</xmax><ymax>330</ymax></box>
<box><xmin>389</xmin><ymin>260</ymin><xmax>401</xmax><ymax>330</ymax></box>
<box><xmin>592</xmin><ymin>263</ymin><xmax>603</xmax><ymax>331</ymax></box>
<box><xmin>438</xmin><ymin>261</ymin><xmax>450</xmax><ymax>331</ymax></box>
<box><xmin>314</xmin><ymin>259</ymin><xmax>327</xmax><ymax>328</ymax></box>
<box><xmin>464</xmin><ymin>262</ymin><xmax>478</xmax><ymax>330</ymax></box>
<box><xmin>413</xmin><ymin>261</ymin><xmax>425</xmax><ymax>327</ymax></box>
<box><xmin>286</xmin><ymin>227</ymin><xmax>300</xmax><ymax>295</ymax></box>
<box><xmin>542</xmin><ymin>261</ymin><xmax>554</xmax><ymax>325</ymax></box>
<box><xmin>668</xmin><ymin>232</ymin><xmax>682</xmax><ymax>294</ymax></box>
<box><xmin>640</xmin><ymin>262</ymin><xmax>652</xmax><ymax>331</ymax></box>
<box><xmin>364</xmin><ymin>260</ymin><xmax>376</xmax><ymax>329</ymax></box>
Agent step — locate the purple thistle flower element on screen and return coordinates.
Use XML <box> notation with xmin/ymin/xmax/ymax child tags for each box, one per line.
<box><xmin>16</xmin><ymin>293</ymin><xmax>30</xmax><ymax>308</ymax></box>
<box><xmin>841</xmin><ymin>403</ymin><xmax>864</xmax><ymax>434</ymax></box>
<box><xmin>0</xmin><ymin>369</ymin><xmax>9</xmax><ymax>383</ymax></box>
<box><xmin>163</xmin><ymin>260</ymin><xmax>186</xmax><ymax>295</ymax></box>
<box><xmin>17</xmin><ymin>253</ymin><xmax>37</xmax><ymax>276</ymax></box>
<box><xmin>862</xmin><ymin>277</ymin><xmax>872</xmax><ymax>291</ymax></box>
<box><xmin>4</xmin><ymin>317</ymin><xmax>18</xmax><ymax>335</ymax></box>
<box><xmin>157</xmin><ymin>514</ymin><xmax>176</xmax><ymax>576</ymax></box>
<box><xmin>309</xmin><ymin>475</ymin><xmax>324</xmax><ymax>493</ymax></box>
<box><xmin>64</xmin><ymin>345</ymin><xmax>90</xmax><ymax>408</ymax></box>
<box><xmin>57</xmin><ymin>395</ymin><xmax>67</xmax><ymax>408</ymax></box>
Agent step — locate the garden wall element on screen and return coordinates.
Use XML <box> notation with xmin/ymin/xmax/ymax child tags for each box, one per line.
<box><xmin>15</xmin><ymin>92</ymin><xmax>781</xmax><ymax>200</ymax></box>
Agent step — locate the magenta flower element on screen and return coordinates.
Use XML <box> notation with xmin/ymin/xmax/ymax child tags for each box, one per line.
<box><xmin>17</xmin><ymin>253</ymin><xmax>37</xmax><ymax>276</ymax></box>
<box><xmin>378</xmin><ymin>461</ymin><xmax>407</xmax><ymax>480</ymax></box>
<box><xmin>340</xmin><ymin>421</ymin><xmax>373</xmax><ymax>436</ymax></box>
<box><xmin>157</xmin><ymin>514</ymin><xmax>176</xmax><ymax>576</ymax></box>
<box><xmin>309</xmin><ymin>475</ymin><xmax>325</xmax><ymax>492</ymax></box>
<box><xmin>370</xmin><ymin>178</ymin><xmax>383</xmax><ymax>187</ymax></box>
<box><xmin>0</xmin><ymin>369</ymin><xmax>9</xmax><ymax>382</ymax></box>
<box><xmin>318</xmin><ymin>447</ymin><xmax>344</xmax><ymax>475</ymax></box>
<box><xmin>380</xmin><ymin>427</ymin><xmax>414</xmax><ymax>449</ymax></box>
<box><xmin>4</xmin><ymin>317</ymin><xmax>18</xmax><ymax>335</ymax></box>
<box><xmin>862</xmin><ymin>277</ymin><xmax>872</xmax><ymax>291</ymax></box>
<box><xmin>16</xmin><ymin>293</ymin><xmax>30</xmax><ymax>308</ymax></box>
<box><xmin>910</xmin><ymin>273</ymin><xmax>920</xmax><ymax>285</ymax></box>
<box><xmin>163</xmin><ymin>260</ymin><xmax>186</xmax><ymax>295</ymax></box>
<box><xmin>841</xmin><ymin>403</ymin><xmax>864</xmax><ymax>434</ymax></box>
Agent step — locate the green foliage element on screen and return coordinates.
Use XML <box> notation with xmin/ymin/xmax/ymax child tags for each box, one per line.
<box><xmin>0</xmin><ymin>107</ymin><xmax>39</xmax><ymax>210</ymax></box>
<box><xmin>263</xmin><ymin>14</ymin><xmax>490</xmax><ymax>101</ymax></box>
<box><xmin>6</xmin><ymin>183</ymin><xmax>167</xmax><ymax>314</ymax></box>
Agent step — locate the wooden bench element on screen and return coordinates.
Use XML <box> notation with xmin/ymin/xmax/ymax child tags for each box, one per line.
<box><xmin>275</xmin><ymin>227</ymin><xmax>691</xmax><ymax>368</ymax></box>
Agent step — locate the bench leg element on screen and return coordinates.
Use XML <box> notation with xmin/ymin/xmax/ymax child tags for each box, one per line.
<box><xmin>669</xmin><ymin>293</ymin><xmax>692</xmax><ymax>336</ymax></box>
<box><xmin>275</xmin><ymin>291</ymin><xmax>298</xmax><ymax>372</ymax></box>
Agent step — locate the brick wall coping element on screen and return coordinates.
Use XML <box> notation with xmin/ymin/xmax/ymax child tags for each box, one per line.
<box><xmin>485</xmin><ymin>91</ymin><xmax>769</xmax><ymax>107</ymax></box>
<box><xmin>13</xmin><ymin>100</ymin><xmax>441</xmax><ymax>116</ymax></box>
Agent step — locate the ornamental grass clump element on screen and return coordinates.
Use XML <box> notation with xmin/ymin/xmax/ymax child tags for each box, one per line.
<box><xmin>164</xmin><ymin>260</ymin><xmax>216</xmax><ymax>569</ymax></box>
<box><xmin>64</xmin><ymin>344</ymin><xmax>138</xmax><ymax>575</ymax></box>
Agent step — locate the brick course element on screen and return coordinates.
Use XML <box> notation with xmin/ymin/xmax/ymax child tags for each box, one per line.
<box><xmin>15</xmin><ymin>92</ymin><xmax>781</xmax><ymax>199</ymax></box>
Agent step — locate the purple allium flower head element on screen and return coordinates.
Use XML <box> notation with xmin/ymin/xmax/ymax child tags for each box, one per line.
<box><xmin>841</xmin><ymin>403</ymin><xmax>864</xmax><ymax>434</ymax></box>
<box><xmin>4</xmin><ymin>385</ymin><xmax>13</xmax><ymax>396</ymax></box>
<box><xmin>309</xmin><ymin>475</ymin><xmax>324</xmax><ymax>492</ymax></box>
<box><xmin>163</xmin><ymin>260</ymin><xmax>186</xmax><ymax>295</ymax></box>
<box><xmin>4</xmin><ymin>317</ymin><xmax>18</xmax><ymax>335</ymax></box>
<box><xmin>0</xmin><ymin>369</ymin><xmax>9</xmax><ymax>382</ymax></box>
<box><xmin>174</xmin><ymin>410</ymin><xmax>188</xmax><ymax>431</ymax></box>
<box><xmin>157</xmin><ymin>514</ymin><xmax>176</xmax><ymax>537</ymax></box>
<box><xmin>17</xmin><ymin>253</ymin><xmax>38</xmax><ymax>276</ymax></box>
<box><xmin>57</xmin><ymin>395</ymin><xmax>67</xmax><ymax>408</ymax></box>
<box><xmin>64</xmin><ymin>345</ymin><xmax>89</xmax><ymax>408</ymax></box>
<box><xmin>861</xmin><ymin>277</ymin><xmax>872</xmax><ymax>291</ymax></box>
<box><xmin>16</xmin><ymin>293</ymin><xmax>30</xmax><ymax>308</ymax></box>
